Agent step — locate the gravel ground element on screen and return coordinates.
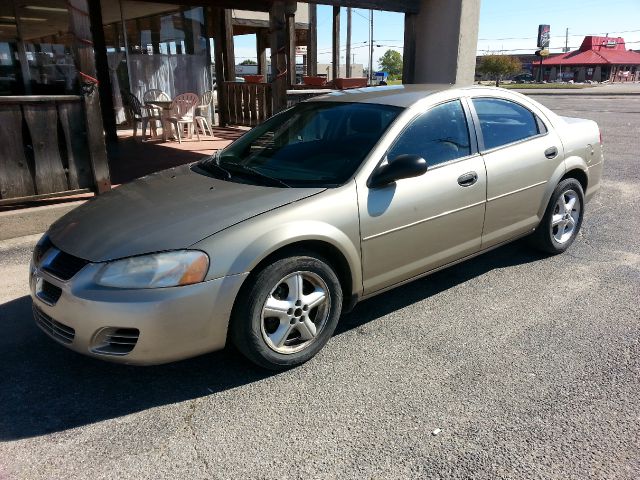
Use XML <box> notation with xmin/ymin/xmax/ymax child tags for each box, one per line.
<box><xmin>0</xmin><ymin>95</ymin><xmax>638</xmax><ymax>480</ymax></box>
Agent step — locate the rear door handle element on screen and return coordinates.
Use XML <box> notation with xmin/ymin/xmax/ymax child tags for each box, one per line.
<box><xmin>545</xmin><ymin>146</ymin><xmax>558</xmax><ymax>159</ymax></box>
<box><xmin>457</xmin><ymin>172</ymin><xmax>478</xmax><ymax>187</ymax></box>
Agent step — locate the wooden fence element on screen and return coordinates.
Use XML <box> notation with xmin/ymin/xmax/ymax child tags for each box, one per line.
<box><xmin>0</xmin><ymin>95</ymin><xmax>110</xmax><ymax>205</ymax></box>
<box><xmin>221</xmin><ymin>82</ymin><xmax>272</xmax><ymax>127</ymax></box>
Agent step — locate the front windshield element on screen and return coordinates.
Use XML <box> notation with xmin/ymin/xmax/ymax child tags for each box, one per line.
<box><xmin>198</xmin><ymin>101</ymin><xmax>402</xmax><ymax>187</ymax></box>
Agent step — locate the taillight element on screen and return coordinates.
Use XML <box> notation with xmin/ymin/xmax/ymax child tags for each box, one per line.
<box><xmin>599</xmin><ymin>130</ymin><xmax>602</xmax><ymax>145</ymax></box>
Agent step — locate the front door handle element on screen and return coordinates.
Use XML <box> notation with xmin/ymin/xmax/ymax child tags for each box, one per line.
<box><xmin>457</xmin><ymin>172</ymin><xmax>478</xmax><ymax>187</ymax></box>
<box><xmin>545</xmin><ymin>146</ymin><xmax>559</xmax><ymax>159</ymax></box>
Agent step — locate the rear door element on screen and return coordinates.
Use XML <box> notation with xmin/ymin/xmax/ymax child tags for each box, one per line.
<box><xmin>470</xmin><ymin>97</ymin><xmax>564</xmax><ymax>248</ymax></box>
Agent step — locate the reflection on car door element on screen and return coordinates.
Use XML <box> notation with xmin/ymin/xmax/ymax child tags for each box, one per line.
<box><xmin>471</xmin><ymin>97</ymin><xmax>564</xmax><ymax>248</ymax></box>
<box><xmin>358</xmin><ymin>99</ymin><xmax>487</xmax><ymax>295</ymax></box>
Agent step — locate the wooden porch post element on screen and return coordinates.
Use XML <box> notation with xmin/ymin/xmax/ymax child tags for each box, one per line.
<box><xmin>285</xmin><ymin>1</ymin><xmax>297</xmax><ymax>87</ymax></box>
<box><xmin>346</xmin><ymin>7</ymin><xmax>352</xmax><ymax>78</ymax></box>
<box><xmin>211</xmin><ymin>7</ymin><xmax>235</xmax><ymax>126</ymax></box>
<box><xmin>211</xmin><ymin>8</ymin><xmax>227</xmax><ymax>126</ymax></box>
<box><xmin>270</xmin><ymin>1</ymin><xmax>288</xmax><ymax>113</ymax></box>
<box><xmin>181</xmin><ymin>9</ymin><xmax>195</xmax><ymax>55</ymax></box>
<box><xmin>307</xmin><ymin>3</ymin><xmax>317</xmax><ymax>76</ymax></box>
<box><xmin>332</xmin><ymin>6</ymin><xmax>340</xmax><ymax>80</ymax></box>
<box><xmin>222</xmin><ymin>9</ymin><xmax>236</xmax><ymax>81</ymax></box>
<box><xmin>257</xmin><ymin>30</ymin><xmax>269</xmax><ymax>78</ymax></box>
<box><xmin>150</xmin><ymin>16</ymin><xmax>161</xmax><ymax>54</ymax></box>
<box><xmin>67</xmin><ymin>0</ymin><xmax>111</xmax><ymax>193</ymax></box>
<box><xmin>402</xmin><ymin>13</ymin><xmax>417</xmax><ymax>84</ymax></box>
<box><xmin>87</xmin><ymin>0</ymin><xmax>117</xmax><ymax>144</ymax></box>
<box><xmin>11</xmin><ymin>1</ymin><xmax>32</xmax><ymax>94</ymax></box>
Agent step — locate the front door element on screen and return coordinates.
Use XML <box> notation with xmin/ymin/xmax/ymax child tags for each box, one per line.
<box><xmin>358</xmin><ymin>99</ymin><xmax>487</xmax><ymax>295</ymax></box>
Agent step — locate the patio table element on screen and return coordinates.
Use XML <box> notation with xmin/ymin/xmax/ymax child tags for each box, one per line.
<box><xmin>145</xmin><ymin>101</ymin><xmax>174</xmax><ymax>141</ymax></box>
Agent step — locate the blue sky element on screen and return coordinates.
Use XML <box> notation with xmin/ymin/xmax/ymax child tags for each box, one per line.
<box><xmin>233</xmin><ymin>0</ymin><xmax>640</xmax><ymax>68</ymax></box>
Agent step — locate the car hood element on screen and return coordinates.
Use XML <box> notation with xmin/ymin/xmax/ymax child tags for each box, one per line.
<box><xmin>48</xmin><ymin>164</ymin><xmax>325</xmax><ymax>262</ymax></box>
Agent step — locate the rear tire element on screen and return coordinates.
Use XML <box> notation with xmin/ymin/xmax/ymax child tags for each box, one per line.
<box><xmin>529</xmin><ymin>178</ymin><xmax>584</xmax><ymax>254</ymax></box>
<box><xmin>230</xmin><ymin>254</ymin><xmax>343</xmax><ymax>370</ymax></box>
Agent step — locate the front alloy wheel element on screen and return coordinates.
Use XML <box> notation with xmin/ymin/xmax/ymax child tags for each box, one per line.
<box><xmin>231</xmin><ymin>253</ymin><xmax>343</xmax><ymax>370</ymax></box>
<box><xmin>261</xmin><ymin>271</ymin><xmax>331</xmax><ymax>354</ymax></box>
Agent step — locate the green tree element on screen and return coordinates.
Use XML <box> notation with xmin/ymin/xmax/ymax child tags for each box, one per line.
<box><xmin>478</xmin><ymin>54</ymin><xmax>522</xmax><ymax>86</ymax></box>
<box><xmin>240</xmin><ymin>59</ymin><xmax>258</xmax><ymax>65</ymax></box>
<box><xmin>378</xmin><ymin>49</ymin><xmax>403</xmax><ymax>80</ymax></box>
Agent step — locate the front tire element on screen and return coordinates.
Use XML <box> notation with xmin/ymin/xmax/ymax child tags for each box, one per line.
<box><xmin>230</xmin><ymin>254</ymin><xmax>343</xmax><ymax>370</ymax></box>
<box><xmin>529</xmin><ymin>178</ymin><xmax>584</xmax><ymax>254</ymax></box>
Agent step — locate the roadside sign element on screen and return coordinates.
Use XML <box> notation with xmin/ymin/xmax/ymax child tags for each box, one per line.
<box><xmin>537</xmin><ymin>25</ymin><xmax>550</xmax><ymax>48</ymax></box>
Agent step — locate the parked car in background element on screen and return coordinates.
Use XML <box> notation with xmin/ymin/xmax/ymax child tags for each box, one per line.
<box><xmin>30</xmin><ymin>85</ymin><xmax>603</xmax><ymax>370</ymax></box>
<box><xmin>513</xmin><ymin>73</ymin><xmax>536</xmax><ymax>83</ymax></box>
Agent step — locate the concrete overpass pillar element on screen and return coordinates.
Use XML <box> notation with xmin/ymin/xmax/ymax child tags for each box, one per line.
<box><xmin>403</xmin><ymin>0</ymin><xmax>481</xmax><ymax>85</ymax></box>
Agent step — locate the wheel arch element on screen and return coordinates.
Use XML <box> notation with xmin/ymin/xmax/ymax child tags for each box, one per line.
<box><xmin>537</xmin><ymin>157</ymin><xmax>588</xmax><ymax>219</ymax></box>
<box><xmin>248</xmin><ymin>239</ymin><xmax>356</xmax><ymax>308</ymax></box>
<box><xmin>560</xmin><ymin>167</ymin><xmax>588</xmax><ymax>193</ymax></box>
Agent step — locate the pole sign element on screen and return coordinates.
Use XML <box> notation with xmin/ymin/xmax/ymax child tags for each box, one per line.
<box><xmin>537</xmin><ymin>25</ymin><xmax>551</xmax><ymax>48</ymax></box>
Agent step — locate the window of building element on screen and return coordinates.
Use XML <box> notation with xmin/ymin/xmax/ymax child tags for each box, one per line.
<box><xmin>472</xmin><ymin>98</ymin><xmax>541</xmax><ymax>150</ymax></box>
<box><xmin>387</xmin><ymin>100</ymin><xmax>471</xmax><ymax>167</ymax></box>
<box><xmin>0</xmin><ymin>0</ymin><xmax>78</xmax><ymax>95</ymax></box>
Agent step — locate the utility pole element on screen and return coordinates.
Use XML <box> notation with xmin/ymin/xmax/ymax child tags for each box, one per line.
<box><xmin>559</xmin><ymin>27</ymin><xmax>569</xmax><ymax>81</ymax></box>
<box><xmin>369</xmin><ymin>9</ymin><xmax>374</xmax><ymax>85</ymax></box>
<box><xmin>346</xmin><ymin>7</ymin><xmax>352</xmax><ymax>78</ymax></box>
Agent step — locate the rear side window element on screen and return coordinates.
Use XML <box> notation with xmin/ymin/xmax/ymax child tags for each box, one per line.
<box><xmin>472</xmin><ymin>98</ymin><xmax>541</xmax><ymax>150</ymax></box>
<box><xmin>387</xmin><ymin>100</ymin><xmax>471</xmax><ymax>167</ymax></box>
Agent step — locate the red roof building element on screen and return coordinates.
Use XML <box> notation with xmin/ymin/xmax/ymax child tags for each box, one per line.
<box><xmin>535</xmin><ymin>36</ymin><xmax>640</xmax><ymax>82</ymax></box>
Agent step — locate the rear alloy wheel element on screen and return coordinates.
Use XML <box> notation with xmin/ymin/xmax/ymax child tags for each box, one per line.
<box><xmin>231</xmin><ymin>254</ymin><xmax>343</xmax><ymax>370</ymax></box>
<box><xmin>530</xmin><ymin>178</ymin><xmax>584</xmax><ymax>254</ymax></box>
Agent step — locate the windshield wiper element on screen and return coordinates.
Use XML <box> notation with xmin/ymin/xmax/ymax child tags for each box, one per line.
<box><xmin>198</xmin><ymin>150</ymin><xmax>232</xmax><ymax>180</ymax></box>
<box><xmin>222</xmin><ymin>163</ymin><xmax>292</xmax><ymax>188</ymax></box>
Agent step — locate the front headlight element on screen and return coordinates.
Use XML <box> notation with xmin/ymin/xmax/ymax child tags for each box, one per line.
<box><xmin>95</xmin><ymin>251</ymin><xmax>209</xmax><ymax>289</ymax></box>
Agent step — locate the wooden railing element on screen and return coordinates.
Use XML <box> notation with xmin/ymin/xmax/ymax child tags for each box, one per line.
<box><xmin>0</xmin><ymin>95</ymin><xmax>111</xmax><ymax>205</ymax></box>
<box><xmin>221</xmin><ymin>82</ymin><xmax>272</xmax><ymax>127</ymax></box>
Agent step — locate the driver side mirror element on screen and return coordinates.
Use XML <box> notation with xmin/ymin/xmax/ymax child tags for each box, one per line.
<box><xmin>367</xmin><ymin>154</ymin><xmax>429</xmax><ymax>189</ymax></box>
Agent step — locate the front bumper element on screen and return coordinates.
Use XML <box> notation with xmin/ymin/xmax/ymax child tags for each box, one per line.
<box><xmin>29</xmin><ymin>261</ymin><xmax>248</xmax><ymax>365</ymax></box>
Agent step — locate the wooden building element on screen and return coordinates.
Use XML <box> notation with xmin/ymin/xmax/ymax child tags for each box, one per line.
<box><xmin>0</xmin><ymin>0</ymin><xmax>482</xmax><ymax>205</ymax></box>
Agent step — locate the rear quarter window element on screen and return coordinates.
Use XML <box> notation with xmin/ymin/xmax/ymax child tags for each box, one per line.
<box><xmin>473</xmin><ymin>98</ymin><xmax>543</xmax><ymax>150</ymax></box>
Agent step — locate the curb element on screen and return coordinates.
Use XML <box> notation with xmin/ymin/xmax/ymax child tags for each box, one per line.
<box><xmin>0</xmin><ymin>201</ymin><xmax>85</xmax><ymax>241</ymax></box>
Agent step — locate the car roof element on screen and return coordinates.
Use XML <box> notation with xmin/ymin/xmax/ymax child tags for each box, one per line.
<box><xmin>311</xmin><ymin>84</ymin><xmax>499</xmax><ymax>108</ymax></box>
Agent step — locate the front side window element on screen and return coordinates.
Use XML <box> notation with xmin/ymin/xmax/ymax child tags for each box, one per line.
<box><xmin>387</xmin><ymin>100</ymin><xmax>471</xmax><ymax>167</ymax></box>
<box><xmin>472</xmin><ymin>98</ymin><xmax>541</xmax><ymax>150</ymax></box>
<box><xmin>197</xmin><ymin>102</ymin><xmax>402</xmax><ymax>187</ymax></box>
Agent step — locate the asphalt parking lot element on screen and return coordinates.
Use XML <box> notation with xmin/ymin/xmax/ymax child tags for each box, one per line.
<box><xmin>0</xmin><ymin>94</ymin><xmax>639</xmax><ymax>480</ymax></box>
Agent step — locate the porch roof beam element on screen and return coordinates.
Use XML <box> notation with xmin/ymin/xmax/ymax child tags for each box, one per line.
<box><xmin>307</xmin><ymin>0</ymin><xmax>420</xmax><ymax>13</ymax></box>
<box><xmin>134</xmin><ymin>0</ymin><xmax>420</xmax><ymax>14</ymax></box>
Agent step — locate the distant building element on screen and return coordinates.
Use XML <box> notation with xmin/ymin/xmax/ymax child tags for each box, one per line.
<box><xmin>316</xmin><ymin>64</ymin><xmax>365</xmax><ymax>80</ymax></box>
<box><xmin>535</xmin><ymin>36</ymin><xmax>640</xmax><ymax>82</ymax></box>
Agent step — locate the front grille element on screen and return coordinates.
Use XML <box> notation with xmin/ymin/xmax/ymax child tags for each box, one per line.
<box><xmin>33</xmin><ymin>305</ymin><xmax>75</xmax><ymax>344</ymax></box>
<box><xmin>43</xmin><ymin>249</ymin><xmax>89</xmax><ymax>281</ymax></box>
<box><xmin>38</xmin><ymin>280</ymin><xmax>62</xmax><ymax>305</ymax></box>
<box><xmin>92</xmin><ymin>328</ymin><xmax>140</xmax><ymax>356</ymax></box>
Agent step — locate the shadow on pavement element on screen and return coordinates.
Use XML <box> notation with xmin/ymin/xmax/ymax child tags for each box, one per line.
<box><xmin>0</xmin><ymin>241</ymin><xmax>545</xmax><ymax>441</ymax></box>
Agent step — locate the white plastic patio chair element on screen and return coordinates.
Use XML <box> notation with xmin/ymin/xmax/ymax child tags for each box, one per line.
<box><xmin>142</xmin><ymin>89</ymin><xmax>170</xmax><ymax>138</ymax></box>
<box><xmin>163</xmin><ymin>92</ymin><xmax>200</xmax><ymax>143</ymax></box>
<box><xmin>195</xmin><ymin>90</ymin><xmax>214</xmax><ymax>137</ymax></box>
